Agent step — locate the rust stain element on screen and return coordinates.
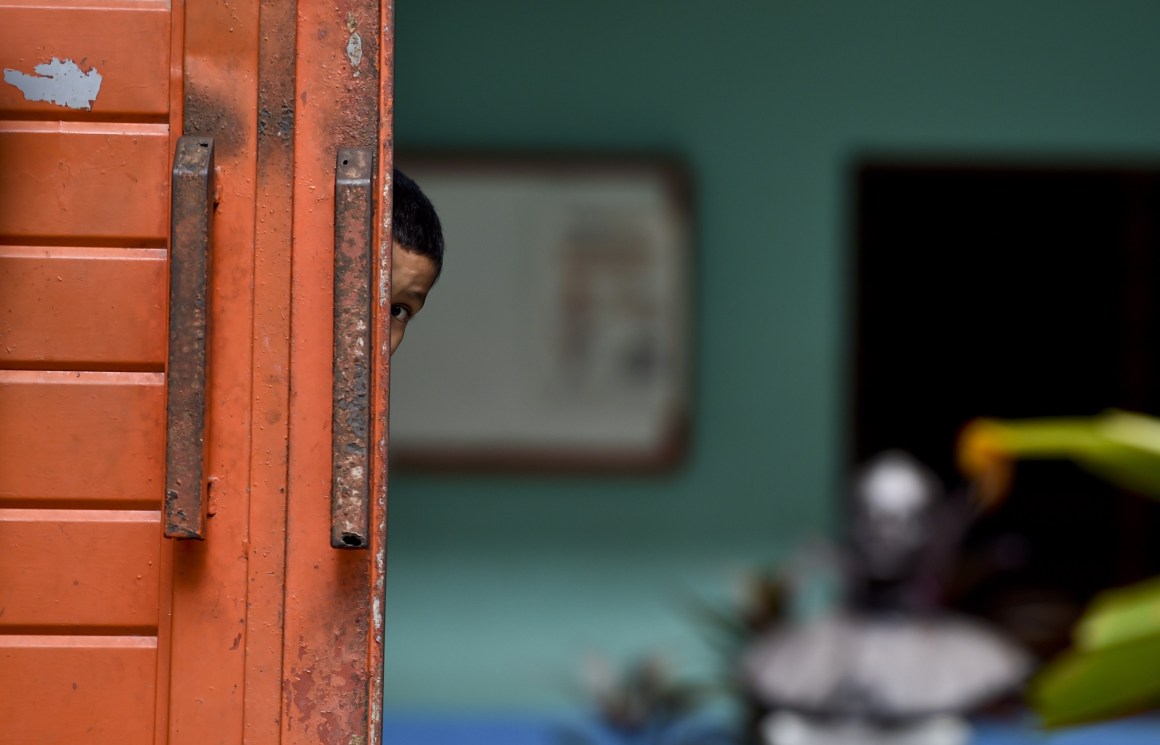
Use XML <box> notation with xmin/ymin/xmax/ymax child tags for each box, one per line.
<box><xmin>288</xmin><ymin>664</ymin><xmax>318</xmax><ymax>722</ymax></box>
<box><xmin>184</xmin><ymin>83</ymin><xmax>245</xmax><ymax>158</ymax></box>
<box><xmin>257</xmin><ymin>102</ymin><xmax>295</xmax><ymax>141</ymax></box>
<box><xmin>315</xmin><ymin>656</ymin><xmax>367</xmax><ymax>745</ymax></box>
<box><xmin>287</xmin><ymin>646</ymin><xmax>368</xmax><ymax>743</ymax></box>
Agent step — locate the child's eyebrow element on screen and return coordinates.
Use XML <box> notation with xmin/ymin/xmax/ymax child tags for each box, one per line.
<box><xmin>393</xmin><ymin>286</ymin><xmax>428</xmax><ymax>308</ymax></box>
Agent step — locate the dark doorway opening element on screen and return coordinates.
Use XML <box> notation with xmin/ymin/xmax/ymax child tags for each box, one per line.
<box><xmin>852</xmin><ymin>161</ymin><xmax>1160</xmax><ymax>657</ymax></box>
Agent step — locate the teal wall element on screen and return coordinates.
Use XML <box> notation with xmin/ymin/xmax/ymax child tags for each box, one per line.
<box><xmin>385</xmin><ymin>1</ymin><xmax>1160</xmax><ymax>710</ymax></box>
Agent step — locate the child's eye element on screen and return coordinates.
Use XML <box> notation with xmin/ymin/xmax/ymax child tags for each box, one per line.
<box><xmin>391</xmin><ymin>304</ymin><xmax>412</xmax><ymax>323</ymax></box>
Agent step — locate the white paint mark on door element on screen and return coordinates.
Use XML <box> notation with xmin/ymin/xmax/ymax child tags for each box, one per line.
<box><xmin>346</xmin><ymin>12</ymin><xmax>363</xmax><ymax>77</ymax></box>
<box><xmin>3</xmin><ymin>58</ymin><xmax>102</xmax><ymax>110</ymax></box>
<box><xmin>346</xmin><ymin>32</ymin><xmax>363</xmax><ymax>76</ymax></box>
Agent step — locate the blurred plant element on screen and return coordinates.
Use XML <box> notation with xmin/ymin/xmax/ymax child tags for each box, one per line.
<box><xmin>957</xmin><ymin>410</ymin><xmax>1160</xmax><ymax>728</ymax></box>
<box><xmin>687</xmin><ymin>549</ymin><xmax>844</xmax><ymax>674</ymax></box>
<box><xmin>687</xmin><ymin>569</ymin><xmax>789</xmax><ymax>680</ymax></box>
<box><xmin>686</xmin><ymin>556</ymin><xmax>850</xmax><ymax>740</ymax></box>
<box><xmin>556</xmin><ymin>653</ymin><xmax>734</xmax><ymax>745</ymax></box>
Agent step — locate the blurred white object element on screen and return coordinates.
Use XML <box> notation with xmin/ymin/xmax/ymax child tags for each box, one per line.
<box><xmin>743</xmin><ymin>613</ymin><xmax>1030</xmax><ymax>718</ymax></box>
<box><xmin>741</xmin><ymin>452</ymin><xmax>1031</xmax><ymax>743</ymax></box>
<box><xmin>763</xmin><ymin>711</ymin><xmax>969</xmax><ymax>745</ymax></box>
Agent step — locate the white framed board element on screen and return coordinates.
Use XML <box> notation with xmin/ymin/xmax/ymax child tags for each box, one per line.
<box><xmin>389</xmin><ymin>154</ymin><xmax>693</xmax><ymax>471</ymax></box>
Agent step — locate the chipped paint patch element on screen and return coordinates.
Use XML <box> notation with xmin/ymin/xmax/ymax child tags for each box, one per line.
<box><xmin>346</xmin><ymin>32</ymin><xmax>363</xmax><ymax>74</ymax></box>
<box><xmin>346</xmin><ymin>13</ymin><xmax>363</xmax><ymax>76</ymax></box>
<box><xmin>3</xmin><ymin>58</ymin><xmax>102</xmax><ymax>110</ymax></box>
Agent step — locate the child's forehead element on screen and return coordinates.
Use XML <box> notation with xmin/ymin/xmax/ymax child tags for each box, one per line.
<box><xmin>396</xmin><ymin>245</ymin><xmax>437</xmax><ymax>272</ymax></box>
<box><xmin>392</xmin><ymin>243</ymin><xmax>439</xmax><ymax>294</ymax></box>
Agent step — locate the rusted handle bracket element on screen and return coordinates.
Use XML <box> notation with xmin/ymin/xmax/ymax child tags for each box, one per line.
<box><xmin>331</xmin><ymin>147</ymin><xmax>375</xmax><ymax>549</ymax></box>
<box><xmin>164</xmin><ymin>136</ymin><xmax>215</xmax><ymax>540</ymax></box>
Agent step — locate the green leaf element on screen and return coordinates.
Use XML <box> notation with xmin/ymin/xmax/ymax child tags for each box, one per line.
<box><xmin>1031</xmin><ymin>630</ymin><xmax>1160</xmax><ymax>729</ymax></box>
<box><xmin>966</xmin><ymin>411</ymin><xmax>1160</xmax><ymax>729</ymax></box>
<box><xmin>1076</xmin><ymin>575</ymin><xmax>1160</xmax><ymax>651</ymax></box>
<box><xmin>975</xmin><ymin>411</ymin><xmax>1160</xmax><ymax>499</ymax></box>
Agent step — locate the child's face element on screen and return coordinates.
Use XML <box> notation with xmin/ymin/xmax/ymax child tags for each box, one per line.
<box><xmin>390</xmin><ymin>241</ymin><xmax>439</xmax><ymax>356</ymax></box>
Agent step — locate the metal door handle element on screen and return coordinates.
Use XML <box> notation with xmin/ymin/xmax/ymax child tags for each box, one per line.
<box><xmin>164</xmin><ymin>136</ymin><xmax>215</xmax><ymax>539</ymax></box>
<box><xmin>331</xmin><ymin>147</ymin><xmax>374</xmax><ymax>549</ymax></box>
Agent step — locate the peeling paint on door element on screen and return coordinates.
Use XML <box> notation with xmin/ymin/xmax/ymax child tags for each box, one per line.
<box><xmin>345</xmin><ymin>13</ymin><xmax>363</xmax><ymax>76</ymax></box>
<box><xmin>346</xmin><ymin>32</ymin><xmax>363</xmax><ymax>75</ymax></box>
<box><xmin>3</xmin><ymin>57</ymin><xmax>102</xmax><ymax>110</ymax></box>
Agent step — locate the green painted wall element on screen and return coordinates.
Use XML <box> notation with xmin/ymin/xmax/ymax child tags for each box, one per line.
<box><xmin>384</xmin><ymin>1</ymin><xmax>1160</xmax><ymax>710</ymax></box>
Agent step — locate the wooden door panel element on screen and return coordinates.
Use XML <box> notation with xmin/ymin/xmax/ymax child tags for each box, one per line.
<box><xmin>0</xmin><ymin>371</ymin><xmax>163</xmax><ymax>506</ymax></box>
<box><xmin>0</xmin><ymin>636</ymin><xmax>156</xmax><ymax>745</ymax></box>
<box><xmin>0</xmin><ymin>1</ymin><xmax>171</xmax><ymax>119</ymax></box>
<box><xmin>0</xmin><ymin>247</ymin><xmax>166</xmax><ymax>369</ymax></box>
<box><xmin>0</xmin><ymin>509</ymin><xmax>160</xmax><ymax>630</ymax></box>
<box><xmin>0</xmin><ymin>123</ymin><xmax>169</xmax><ymax>244</ymax></box>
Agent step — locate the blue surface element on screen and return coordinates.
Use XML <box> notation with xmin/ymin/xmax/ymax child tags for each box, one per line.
<box><xmin>972</xmin><ymin>717</ymin><xmax>1160</xmax><ymax>744</ymax></box>
<box><xmin>381</xmin><ymin>713</ymin><xmax>1160</xmax><ymax>745</ymax></box>
<box><xmin>382</xmin><ymin>716</ymin><xmax>556</xmax><ymax>745</ymax></box>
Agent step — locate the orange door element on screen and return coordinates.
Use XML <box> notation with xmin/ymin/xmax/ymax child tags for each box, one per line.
<box><xmin>0</xmin><ymin>0</ymin><xmax>395</xmax><ymax>743</ymax></box>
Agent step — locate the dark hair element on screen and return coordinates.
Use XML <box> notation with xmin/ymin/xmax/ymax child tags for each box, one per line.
<box><xmin>393</xmin><ymin>168</ymin><xmax>444</xmax><ymax>279</ymax></box>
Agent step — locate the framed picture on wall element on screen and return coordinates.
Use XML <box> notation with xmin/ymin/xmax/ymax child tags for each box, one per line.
<box><xmin>389</xmin><ymin>154</ymin><xmax>694</xmax><ymax>471</ymax></box>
